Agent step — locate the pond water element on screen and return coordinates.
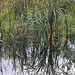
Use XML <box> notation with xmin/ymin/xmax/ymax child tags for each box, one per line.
<box><xmin>0</xmin><ymin>34</ymin><xmax>75</xmax><ymax>75</ymax></box>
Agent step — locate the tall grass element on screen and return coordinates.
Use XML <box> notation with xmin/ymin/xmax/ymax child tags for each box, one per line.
<box><xmin>0</xmin><ymin>0</ymin><xmax>75</xmax><ymax>43</ymax></box>
<box><xmin>0</xmin><ymin>8</ymin><xmax>1</xmax><ymax>29</ymax></box>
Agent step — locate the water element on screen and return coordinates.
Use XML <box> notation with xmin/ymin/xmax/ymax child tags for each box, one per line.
<box><xmin>0</xmin><ymin>34</ymin><xmax>75</xmax><ymax>75</ymax></box>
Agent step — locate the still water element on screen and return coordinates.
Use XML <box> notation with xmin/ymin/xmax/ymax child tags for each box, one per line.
<box><xmin>0</xmin><ymin>34</ymin><xmax>75</xmax><ymax>75</ymax></box>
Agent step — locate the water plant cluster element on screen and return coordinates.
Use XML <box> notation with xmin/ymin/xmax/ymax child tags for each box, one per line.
<box><xmin>0</xmin><ymin>0</ymin><xmax>75</xmax><ymax>42</ymax></box>
<box><xmin>0</xmin><ymin>0</ymin><xmax>75</xmax><ymax>75</ymax></box>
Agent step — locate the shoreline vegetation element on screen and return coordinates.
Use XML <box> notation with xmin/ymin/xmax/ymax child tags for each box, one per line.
<box><xmin>0</xmin><ymin>0</ymin><xmax>75</xmax><ymax>47</ymax></box>
<box><xmin>0</xmin><ymin>0</ymin><xmax>75</xmax><ymax>43</ymax></box>
<box><xmin>0</xmin><ymin>0</ymin><xmax>75</xmax><ymax>75</ymax></box>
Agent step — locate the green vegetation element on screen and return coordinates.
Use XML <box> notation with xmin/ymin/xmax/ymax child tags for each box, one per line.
<box><xmin>0</xmin><ymin>0</ymin><xmax>75</xmax><ymax>75</ymax></box>
<box><xmin>0</xmin><ymin>0</ymin><xmax>75</xmax><ymax>42</ymax></box>
<box><xmin>0</xmin><ymin>0</ymin><xmax>75</xmax><ymax>44</ymax></box>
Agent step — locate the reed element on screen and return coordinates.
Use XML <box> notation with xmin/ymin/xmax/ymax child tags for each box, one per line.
<box><xmin>0</xmin><ymin>0</ymin><xmax>74</xmax><ymax>42</ymax></box>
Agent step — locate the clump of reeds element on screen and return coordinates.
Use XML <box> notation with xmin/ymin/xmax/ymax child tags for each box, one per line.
<box><xmin>0</xmin><ymin>0</ymin><xmax>74</xmax><ymax>44</ymax></box>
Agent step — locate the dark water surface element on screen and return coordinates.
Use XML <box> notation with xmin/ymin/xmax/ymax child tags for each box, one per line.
<box><xmin>0</xmin><ymin>34</ymin><xmax>75</xmax><ymax>75</ymax></box>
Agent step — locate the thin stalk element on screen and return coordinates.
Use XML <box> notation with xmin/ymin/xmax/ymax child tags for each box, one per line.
<box><xmin>65</xmin><ymin>18</ymin><xmax>68</xmax><ymax>38</ymax></box>
<box><xmin>48</xmin><ymin>8</ymin><xmax>54</xmax><ymax>45</ymax></box>
<box><xmin>8</xmin><ymin>8</ymin><xmax>11</xmax><ymax>33</ymax></box>
<box><xmin>0</xmin><ymin>1</ymin><xmax>2</xmax><ymax>29</ymax></box>
<box><xmin>23</xmin><ymin>0</ymin><xmax>27</xmax><ymax>22</ymax></box>
<box><xmin>0</xmin><ymin>7</ymin><xmax>1</xmax><ymax>28</ymax></box>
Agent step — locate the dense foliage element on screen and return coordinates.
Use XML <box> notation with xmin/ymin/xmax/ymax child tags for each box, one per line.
<box><xmin>0</xmin><ymin>0</ymin><xmax>75</xmax><ymax>42</ymax></box>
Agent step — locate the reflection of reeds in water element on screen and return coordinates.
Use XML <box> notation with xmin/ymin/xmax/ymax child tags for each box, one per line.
<box><xmin>0</xmin><ymin>60</ymin><xmax>2</xmax><ymax>75</ymax></box>
<box><xmin>1</xmin><ymin>35</ymin><xmax>75</xmax><ymax>75</ymax></box>
<box><xmin>0</xmin><ymin>45</ymin><xmax>3</xmax><ymax>75</ymax></box>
